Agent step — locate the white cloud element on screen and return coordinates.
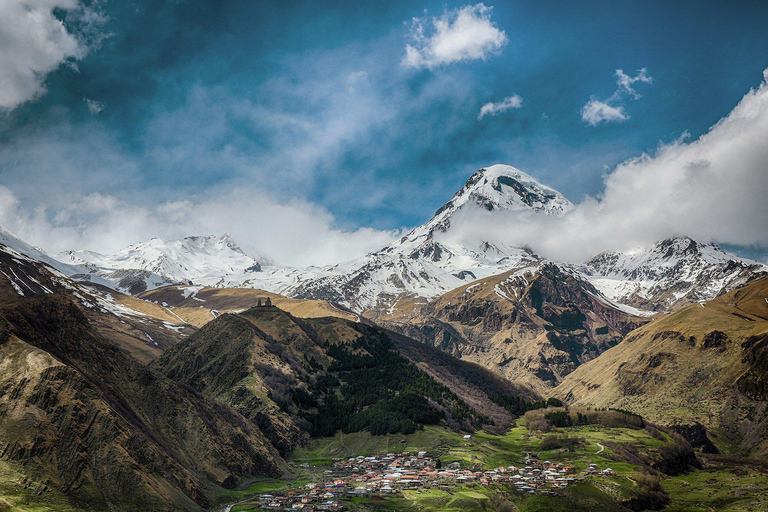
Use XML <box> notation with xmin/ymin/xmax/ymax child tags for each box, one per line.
<box><xmin>402</xmin><ymin>3</ymin><xmax>507</xmax><ymax>70</ymax></box>
<box><xmin>580</xmin><ymin>98</ymin><xmax>629</xmax><ymax>126</ymax></box>
<box><xmin>0</xmin><ymin>0</ymin><xmax>106</xmax><ymax>110</ymax></box>
<box><xmin>581</xmin><ymin>68</ymin><xmax>652</xmax><ymax>126</ymax></box>
<box><xmin>0</xmin><ymin>186</ymin><xmax>400</xmax><ymax>268</ymax></box>
<box><xmin>478</xmin><ymin>94</ymin><xmax>522</xmax><ymax>120</ymax></box>
<box><xmin>84</xmin><ymin>97</ymin><xmax>104</xmax><ymax>114</ymax></box>
<box><xmin>441</xmin><ymin>68</ymin><xmax>768</xmax><ymax>263</ymax></box>
<box><xmin>615</xmin><ymin>68</ymin><xmax>652</xmax><ymax>98</ymax></box>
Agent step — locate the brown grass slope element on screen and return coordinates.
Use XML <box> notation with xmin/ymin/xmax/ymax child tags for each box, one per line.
<box><xmin>0</xmin><ymin>295</ymin><xmax>284</xmax><ymax>511</ymax></box>
<box><xmin>139</xmin><ymin>285</ymin><xmax>357</xmax><ymax>327</ymax></box>
<box><xmin>375</xmin><ymin>263</ymin><xmax>646</xmax><ymax>393</ymax></box>
<box><xmin>553</xmin><ymin>276</ymin><xmax>768</xmax><ymax>455</ymax></box>
<box><xmin>151</xmin><ymin>308</ymin><xmax>313</xmax><ymax>456</ymax></box>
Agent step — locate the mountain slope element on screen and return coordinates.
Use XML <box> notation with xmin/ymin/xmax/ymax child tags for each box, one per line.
<box><xmin>375</xmin><ymin>262</ymin><xmax>646</xmax><ymax>393</ymax></box>
<box><xmin>0</xmin><ymin>294</ymin><xmax>284</xmax><ymax>511</ymax></box>
<box><xmin>0</xmin><ymin>238</ymin><xmax>194</xmax><ymax>364</ymax></box>
<box><xmin>153</xmin><ymin>304</ymin><xmax>539</xmax><ymax>447</ymax></box>
<box><xmin>288</xmin><ymin>165</ymin><xmax>571</xmax><ymax>312</ymax></box>
<box><xmin>553</xmin><ymin>276</ymin><xmax>768</xmax><ymax>455</ymax></box>
<box><xmin>584</xmin><ymin>236</ymin><xmax>768</xmax><ymax>313</ymax></box>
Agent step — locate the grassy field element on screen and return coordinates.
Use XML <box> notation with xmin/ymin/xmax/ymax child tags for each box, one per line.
<box><xmin>663</xmin><ymin>456</ymin><xmax>768</xmax><ymax>511</ymax></box>
<box><xmin>290</xmin><ymin>426</ymin><xmax>467</xmax><ymax>465</ymax></box>
<box><xmin>279</xmin><ymin>423</ymin><xmax>768</xmax><ymax>512</ymax></box>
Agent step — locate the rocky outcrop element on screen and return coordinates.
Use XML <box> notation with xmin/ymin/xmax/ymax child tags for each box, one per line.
<box><xmin>380</xmin><ymin>263</ymin><xmax>646</xmax><ymax>392</ymax></box>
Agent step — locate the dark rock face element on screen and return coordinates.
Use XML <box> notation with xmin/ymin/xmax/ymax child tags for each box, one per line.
<box><xmin>738</xmin><ymin>334</ymin><xmax>768</xmax><ymax>400</ymax></box>
<box><xmin>384</xmin><ymin>263</ymin><xmax>647</xmax><ymax>389</ymax></box>
<box><xmin>670</xmin><ymin>423</ymin><xmax>719</xmax><ymax>454</ymax></box>
<box><xmin>702</xmin><ymin>330</ymin><xmax>730</xmax><ymax>351</ymax></box>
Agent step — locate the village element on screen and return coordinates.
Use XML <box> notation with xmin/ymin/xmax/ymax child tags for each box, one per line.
<box><xmin>251</xmin><ymin>446</ymin><xmax>616</xmax><ymax>510</ymax></box>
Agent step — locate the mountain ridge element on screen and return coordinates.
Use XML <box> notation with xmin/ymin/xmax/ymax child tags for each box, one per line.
<box><xmin>44</xmin><ymin>165</ymin><xmax>765</xmax><ymax>319</ymax></box>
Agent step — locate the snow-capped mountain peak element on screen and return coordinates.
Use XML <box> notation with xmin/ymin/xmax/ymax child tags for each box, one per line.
<box><xmin>55</xmin><ymin>234</ymin><xmax>271</xmax><ymax>293</ymax></box>
<box><xmin>286</xmin><ymin>165</ymin><xmax>572</xmax><ymax>310</ymax></box>
<box><xmin>382</xmin><ymin>165</ymin><xmax>572</xmax><ymax>258</ymax></box>
<box><xmin>583</xmin><ymin>236</ymin><xmax>768</xmax><ymax>312</ymax></box>
<box><xmin>436</xmin><ymin>164</ymin><xmax>574</xmax><ymax>218</ymax></box>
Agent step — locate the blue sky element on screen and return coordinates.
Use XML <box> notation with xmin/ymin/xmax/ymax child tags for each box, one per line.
<box><xmin>0</xmin><ymin>0</ymin><xmax>767</xmax><ymax>264</ymax></box>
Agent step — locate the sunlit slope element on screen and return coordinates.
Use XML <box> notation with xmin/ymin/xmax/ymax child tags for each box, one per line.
<box><xmin>140</xmin><ymin>285</ymin><xmax>358</xmax><ymax>326</ymax></box>
<box><xmin>554</xmin><ymin>276</ymin><xmax>768</xmax><ymax>454</ymax></box>
<box><xmin>0</xmin><ymin>295</ymin><xmax>284</xmax><ymax>511</ymax></box>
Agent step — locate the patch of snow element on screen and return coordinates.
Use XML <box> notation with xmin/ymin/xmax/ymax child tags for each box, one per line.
<box><xmin>0</xmin><ymin>269</ymin><xmax>25</xmax><ymax>296</ymax></box>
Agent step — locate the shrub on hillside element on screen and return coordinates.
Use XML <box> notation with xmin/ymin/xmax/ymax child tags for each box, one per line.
<box><xmin>623</xmin><ymin>471</ymin><xmax>670</xmax><ymax>511</ymax></box>
<box><xmin>540</xmin><ymin>434</ymin><xmax>584</xmax><ymax>452</ymax></box>
<box><xmin>653</xmin><ymin>432</ymin><xmax>700</xmax><ymax>475</ymax></box>
<box><xmin>524</xmin><ymin>406</ymin><xmax>644</xmax><ymax>431</ymax></box>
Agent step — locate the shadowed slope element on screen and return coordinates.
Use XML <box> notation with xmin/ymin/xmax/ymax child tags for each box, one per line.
<box><xmin>0</xmin><ymin>295</ymin><xmax>284</xmax><ymax>511</ymax></box>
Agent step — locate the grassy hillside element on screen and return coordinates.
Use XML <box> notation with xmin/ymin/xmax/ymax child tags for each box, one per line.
<box><xmin>553</xmin><ymin>276</ymin><xmax>768</xmax><ymax>455</ymax></box>
<box><xmin>153</xmin><ymin>305</ymin><xmax>537</xmax><ymax>456</ymax></box>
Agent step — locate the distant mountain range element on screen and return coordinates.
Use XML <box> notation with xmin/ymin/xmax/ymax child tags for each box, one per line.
<box><xmin>2</xmin><ymin>163</ymin><xmax>757</xmax><ymax>394</ymax></box>
<box><xmin>18</xmin><ymin>164</ymin><xmax>762</xmax><ymax>319</ymax></box>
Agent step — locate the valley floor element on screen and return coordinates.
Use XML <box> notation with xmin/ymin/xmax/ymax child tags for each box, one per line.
<box><xmin>218</xmin><ymin>425</ymin><xmax>768</xmax><ymax>512</ymax></box>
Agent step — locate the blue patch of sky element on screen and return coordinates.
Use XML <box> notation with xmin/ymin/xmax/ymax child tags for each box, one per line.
<box><xmin>3</xmin><ymin>0</ymin><xmax>768</xmax><ymax>234</ymax></box>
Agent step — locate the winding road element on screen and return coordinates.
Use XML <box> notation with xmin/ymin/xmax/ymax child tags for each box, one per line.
<box><xmin>595</xmin><ymin>442</ymin><xmax>605</xmax><ymax>454</ymax></box>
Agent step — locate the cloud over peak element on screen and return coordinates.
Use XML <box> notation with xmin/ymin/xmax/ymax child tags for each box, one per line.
<box><xmin>402</xmin><ymin>3</ymin><xmax>507</xmax><ymax>70</ymax></box>
<box><xmin>448</xmin><ymin>68</ymin><xmax>768</xmax><ymax>262</ymax></box>
<box><xmin>478</xmin><ymin>94</ymin><xmax>523</xmax><ymax>120</ymax></box>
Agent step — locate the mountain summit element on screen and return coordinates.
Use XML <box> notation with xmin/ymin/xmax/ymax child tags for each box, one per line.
<box><xmin>433</xmin><ymin>164</ymin><xmax>573</xmax><ymax>218</ymax></box>
<box><xmin>56</xmin><ymin>234</ymin><xmax>269</xmax><ymax>293</ymax></box>
<box><xmin>288</xmin><ymin>166</ymin><xmax>572</xmax><ymax>311</ymax></box>
<box><xmin>378</xmin><ymin>164</ymin><xmax>573</xmax><ymax>263</ymax></box>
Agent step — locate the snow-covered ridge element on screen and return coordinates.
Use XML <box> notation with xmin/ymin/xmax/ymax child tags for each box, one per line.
<box><xmin>57</xmin><ymin>234</ymin><xmax>267</xmax><ymax>280</ymax></box>
<box><xmin>7</xmin><ymin>164</ymin><xmax>764</xmax><ymax>317</ymax></box>
<box><xmin>45</xmin><ymin>164</ymin><xmax>571</xmax><ymax>311</ymax></box>
<box><xmin>282</xmin><ymin>165</ymin><xmax>572</xmax><ymax>310</ymax></box>
<box><xmin>582</xmin><ymin>236</ymin><xmax>768</xmax><ymax>311</ymax></box>
<box><xmin>54</xmin><ymin>234</ymin><xmax>271</xmax><ymax>294</ymax></box>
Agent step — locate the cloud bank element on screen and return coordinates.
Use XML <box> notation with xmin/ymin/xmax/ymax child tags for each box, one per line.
<box><xmin>0</xmin><ymin>0</ymin><xmax>106</xmax><ymax>110</ymax></box>
<box><xmin>478</xmin><ymin>94</ymin><xmax>522</xmax><ymax>120</ymax></box>
<box><xmin>403</xmin><ymin>3</ymin><xmax>507</xmax><ymax>70</ymax></box>
<box><xmin>443</xmin><ymin>68</ymin><xmax>768</xmax><ymax>263</ymax></box>
<box><xmin>0</xmin><ymin>186</ymin><xmax>400</xmax><ymax>268</ymax></box>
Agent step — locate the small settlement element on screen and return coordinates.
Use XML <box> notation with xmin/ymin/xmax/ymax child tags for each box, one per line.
<box><xmin>253</xmin><ymin>451</ymin><xmax>616</xmax><ymax>510</ymax></box>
